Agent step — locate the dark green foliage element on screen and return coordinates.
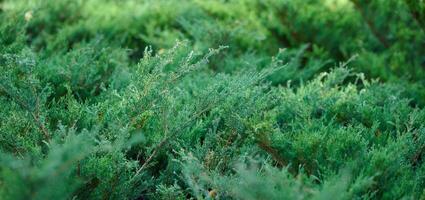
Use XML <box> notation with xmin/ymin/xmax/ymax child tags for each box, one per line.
<box><xmin>1</xmin><ymin>0</ymin><xmax>425</xmax><ymax>199</ymax></box>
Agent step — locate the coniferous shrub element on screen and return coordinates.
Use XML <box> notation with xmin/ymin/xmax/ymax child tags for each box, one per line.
<box><xmin>1</xmin><ymin>0</ymin><xmax>425</xmax><ymax>199</ymax></box>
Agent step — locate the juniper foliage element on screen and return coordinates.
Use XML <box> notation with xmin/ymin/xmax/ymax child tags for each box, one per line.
<box><xmin>1</xmin><ymin>0</ymin><xmax>425</xmax><ymax>199</ymax></box>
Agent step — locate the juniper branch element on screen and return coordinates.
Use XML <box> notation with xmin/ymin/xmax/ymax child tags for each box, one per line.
<box><xmin>0</xmin><ymin>83</ymin><xmax>50</xmax><ymax>141</ymax></box>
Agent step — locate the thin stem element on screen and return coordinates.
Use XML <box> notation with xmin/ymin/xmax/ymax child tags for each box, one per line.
<box><xmin>130</xmin><ymin>104</ymin><xmax>214</xmax><ymax>181</ymax></box>
<box><xmin>351</xmin><ymin>0</ymin><xmax>390</xmax><ymax>48</ymax></box>
<box><xmin>0</xmin><ymin>84</ymin><xmax>50</xmax><ymax>141</ymax></box>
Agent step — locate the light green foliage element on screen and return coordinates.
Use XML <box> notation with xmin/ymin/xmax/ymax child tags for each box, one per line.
<box><xmin>1</xmin><ymin>0</ymin><xmax>425</xmax><ymax>199</ymax></box>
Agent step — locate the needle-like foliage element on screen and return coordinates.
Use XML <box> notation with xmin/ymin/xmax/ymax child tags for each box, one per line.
<box><xmin>1</xmin><ymin>0</ymin><xmax>425</xmax><ymax>199</ymax></box>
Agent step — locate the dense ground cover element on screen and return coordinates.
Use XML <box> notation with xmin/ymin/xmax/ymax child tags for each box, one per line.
<box><xmin>1</xmin><ymin>0</ymin><xmax>425</xmax><ymax>199</ymax></box>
